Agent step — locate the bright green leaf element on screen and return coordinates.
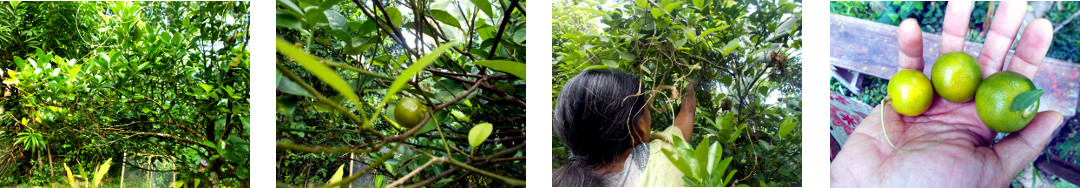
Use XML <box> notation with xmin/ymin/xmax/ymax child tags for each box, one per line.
<box><xmin>429</xmin><ymin>9</ymin><xmax>462</xmax><ymax>29</ymax></box>
<box><xmin>721</xmin><ymin>38</ymin><xmax>740</xmax><ymax>56</ymax></box>
<box><xmin>1010</xmin><ymin>89</ymin><xmax>1044</xmax><ymax>112</ymax></box>
<box><xmin>778</xmin><ymin>118</ymin><xmax>795</xmax><ymax>138</ymax></box>
<box><xmin>277</xmin><ymin>0</ymin><xmax>304</xmax><ymax>16</ymax></box>
<box><xmin>469</xmin><ymin>0</ymin><xmax>494</xmax><ymax>18</ymax></box>
<box><xmin>451</xmin><ymin>110</ymin><xmax>471</xmax><ymax>122</ymax></box>
<box><xmin>276</xmin><ymin>11</ymin><xmax>304</xmax><ymax>30</ymax></box>
<box><xmin>386</xmin><ymin>7</ymin><xmax>402</xmax><ymax>27</ymax></box>
<box><xmin>700</xmin><ymin>25</ymin><xmax>729</xmax><ymax>39</ymax></box>
<box><xmin>276</xmin><ymin>38</ymin><xmax>362</xmax><ymax>107</ymax></box>
<box><xmin>473</xmin><ymin>60</ymin><xmax>526</xmax><ymax>81</ymax></box>
<box><xmin>468</xmin><ymin>122</ymin><xmax>494</xmax><ymax>151</ymax></box>
<box><xmin>385</xmin><ymin>41</ymin><xmax>459</xmax><ymax>99</ymax></box>
<box><xmin>651</xmin><ymin>8</ymin><xmax>663</xmax><ymax>19</ymax></box>
<box><xmin>324</xmin><ymin>9</ymin><xmax>348</xmax><ymax>31</ymax></box>
<box><xmin>92</xmin><ymin>158</ymin><xmax>112</xmax><ymax>188</ymax></box>
<box><xmin>694</xmin><ymin>138</ymin><xmax>710</xmax><ymax>178</ymax></box>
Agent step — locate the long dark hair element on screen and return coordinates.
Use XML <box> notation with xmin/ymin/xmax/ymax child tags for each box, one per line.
<box><xmin>552</xmin><ymin>69</ymin><xmax>649</xmax><ymax>187</ymax></box>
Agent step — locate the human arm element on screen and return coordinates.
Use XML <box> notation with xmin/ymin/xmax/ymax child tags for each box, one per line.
<box><xmin>672</xmin><ymin>80</ymin><xmax>698</xmax><ymax>139</ymax></box>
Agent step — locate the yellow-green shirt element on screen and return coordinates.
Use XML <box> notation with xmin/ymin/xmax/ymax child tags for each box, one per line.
<box><xmin>636</xmin><ymin>126</ymin><xmax>686</xmax><ymax>187</ymax></box>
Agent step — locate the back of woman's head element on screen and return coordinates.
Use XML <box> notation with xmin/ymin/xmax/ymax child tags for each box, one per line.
<box><xmin>552</xmin><ymin>69</ymin><xmax>648</xmax><ymax>187</ymax></box>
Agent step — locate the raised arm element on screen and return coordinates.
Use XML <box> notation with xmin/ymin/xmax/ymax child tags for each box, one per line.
<box><xmin>672</xmin><ymin>80</ymin><xmax>698</xmax><ymax>139</ymax></box>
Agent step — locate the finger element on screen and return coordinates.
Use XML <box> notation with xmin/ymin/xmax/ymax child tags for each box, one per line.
<box><xmin>993</xmin><ymin>111</ymin><xmax>1063</xmax><ymax>179</ymax></box>
<box><xmin>977</xmin><ymin>1</ymin><xmax>1027</xmax><ymax>76</ymax></box>
<box><xmin>940</xmin><ymin>1</ymin><xmax>973</xmax><ymax>55</ymax></box>
<box><xmin>898</xmin><ymin>18</ymin><xmax>924</xmax><ymax>70</ymax></box>
<box><xmin>1007</xmin><ymin>19</ymin><xmax>1053</xmax><ymax>78</ymax></box>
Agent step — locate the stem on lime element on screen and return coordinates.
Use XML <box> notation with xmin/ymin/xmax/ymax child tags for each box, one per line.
<box><xmin>881</xmin><ymin>97</ymin><xmax>943</xmax><ymax>151</ymax></box>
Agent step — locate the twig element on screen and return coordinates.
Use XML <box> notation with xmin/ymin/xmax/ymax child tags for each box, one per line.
<box><xmin>385</xmin><ymin>157</ymin><xmax>440</xmax><ymax>188</ymax></box>
<box><xmin>485</xmin><ymin>0</ymin><xmax>522</xmax><ymax>60</ymax></box>
<box><xmin>1053</xmin><ymin>9</ymin><xmax>1080</xmax><ymax>33</ymax></box>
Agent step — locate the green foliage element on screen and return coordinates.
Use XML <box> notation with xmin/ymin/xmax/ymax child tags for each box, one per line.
<box><xmin>14</xmin><ymin>131</ymin><xmax>45</xmax><ymax>153</ymax></box>
<box><xmin>276</xmin><ymin>0</ymin><xmax>526</xmax><ymax>186</ymax></box>
<box><xmin>91</xmin><ymin>158</ymin><xmax>112</xmax><ymax>188</ymax></box>
<box><xmin>662</xmin><ymin>137</ymin><xmax>738</xmax><ymax>186</ymax></box>
<box><xmin>1045</xmin><ymin>2</ymin><xmax>1080</xmax><ymax>63</ymax></box>
<box><xmin>830</xmin><ymin>76</ymin><xmax>888</xmax><ymax>106</ymax></box>
<box><xmin>553</xmin><ymin>0</ymin><xmax>802</xmax><ymax>186</ymax></box>
<box><xmin>0</xmin><ymin>1</ymin><xmax>250</xmax><ymax>186</ymax></box>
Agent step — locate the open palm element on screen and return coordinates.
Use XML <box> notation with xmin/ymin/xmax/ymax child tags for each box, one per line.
<box><xmin>831</xmin><ymin>2</ymin><xmax>1064</xmax><ymax>187</ymax></box>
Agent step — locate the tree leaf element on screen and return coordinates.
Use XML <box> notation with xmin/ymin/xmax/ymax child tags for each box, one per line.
<box><xmin>277</xmin><ymin>0</ymin><xmax>304</xmax><ymax>16</ymax></box>
<box><xmin>473</xmin><ymin>60</ymin><xmax>526</xmax><ymax>81</ymax></box>
<box><xmin>319</xmin><ymin>0</ymin><xmax>344</xmax><ymax>10</ymax></box>
<box><xmin>199</xmin><ymin>83</ymin><xmax>214</xmax><ymax>92</ymax></box>
<box><xmin>276</xmin><ymin>38</ymin><xmax>361</xmax><ymax>107</ymax></box>
<box><xmin>700</xmin><ymin>25</ymin><xmax>729</xmax><ymax>39</ymax></box>
<box><xmin>662</xmin><ymin>148</ymin><xmax>696</xmax><ymax>179</ymax></box>
<box><xmin>663</xmin><ymin>1</ymin><xmax>683</xmax><ymax>13</ymax></box>
<box><xmin>385</xmin><ymin>7</ymin><xmax>402</xmax><ymax>27</ymax></box>
<box><xmin>325</xmin><ymin>164</ymin><xmax>345</xmax><ymax>188</ymax></box>
<box><xmin>694</xmin><ymin>137</ymin><xmax>710</xmax><ymax>178</ymax></box>
<box><xmin>429</xmin><ymin>9</ymin><xmax>462</xmax><ymax>29</ymax></box>
<box><xmin>469</xmin><ymin>0</ymin><xmax>494</xmax><ymax>18</ymax></box>
<box><xmin>451</xmin><ymin>110</ymin><xmax>470</xmax><ymax>122</ymax></box>
<box><xmin>619</xmin><ymin>50</ymin><xmax>636</xmax><ymax>62</ymax></box>
<box><xmin>385</xmin><ymin>41</ymin><xmax>459</xmax><ymax>99</ymax></box>
<box><xmin>673</xmin><ymin>37</ymin><xmax>687</xmax><ymax>48</ymax></box>
<box><xmin>693</xmin><ymin>0</ymin><xmax>703</xmax><ymax>8</ymax></box>
<box><xmin>276</xmin><ymin>74</ymin><xmax>314</xmax><ymax>98</ymax></box>
<box><xmin>651</xmin><ymin>8</ymin><xmax>663</xmax><ymax>19</ymax></box>
<box><xmin>276</xmin><ymin>11</ymin><xmax>304</xmax><ymax>30</ymax></box>
<box><xmin>1010</xmin><ymin>89</ymin><xmax>1043</xmax><ymax>112</ymax></box>
<box><xmin>721</xmin><ymin>38</ymin><xmax>740</xmax><ymax>56</ymax></box>
<box><xmin>468</xmin><ymin>123</ymin><xmax>493</xmax><ymax>150</ymax></box>
<box><xmin>304</xmin><ymin>6</ymin><xmax>328</xmax><ymax>25</ymax></box>
<box><xmin>512</xmin><ymin>29</ymin><xmax>526</xmax><ymax>43</ymax></box>
<box><xmin>324</xmin><ymin>9</ymin><xmax>348</xmax><ymax>31</ymax></box>
<box><xmin>778</xmin><ymin>117</ymin><xmax>795</xmax><ymax>138</ymax></box>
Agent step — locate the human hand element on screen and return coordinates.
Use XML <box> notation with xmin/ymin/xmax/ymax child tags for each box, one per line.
<box><xmin>682</xmin><ymin>79</ymin><xmax>699</xmax><ymax>103</ymax></box>
<box><xmin>831</xmin><ymin>1</ymin><xmax>1064</xmax><ymax>187</ymax></box>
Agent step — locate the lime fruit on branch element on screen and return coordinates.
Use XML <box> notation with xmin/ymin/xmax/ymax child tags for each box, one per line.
<box><xmin>394</xmin><ymin>97</ymin><xmax>427</xmax><ymax>127</ymax></box>
<box><xmin>975</xmin><ymin>71</ymin><xmax>1040</xmax><ymax>133</ymax></box>
<box><xmin>888</xmin><ymin>69</ymin><xmax>934</xmax><ymax>116</ymax></box>
<box><xmin>931</xmin><ymin>51</ymin><xmax>982</xmax><ymax>103</ymax></box>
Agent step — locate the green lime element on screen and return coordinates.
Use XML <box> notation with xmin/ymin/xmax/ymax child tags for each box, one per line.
<box><xmin>394</xmin><ymin>97</ymin><xmax>427</xmax><ymax>127</ymax></box>
<box><xmin>931</xmin><ymin>51</ymin><xmax>982</xmax><ymax>103</ymax></box>
<box><xmin>888</xmin><ymin>69</ymin><xmax>934</xmax><ymax>116</ymax></box>
<box><xmin>975</xmin><ymin>71</ymin><xmax>1039</xmax><ymax>133</ymax></box>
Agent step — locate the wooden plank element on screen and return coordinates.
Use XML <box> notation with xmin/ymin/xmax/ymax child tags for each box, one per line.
<box><xmin>830</xmin><ymin>14</ymin><xmax>1079</xmax><ymax>115</ymax></box>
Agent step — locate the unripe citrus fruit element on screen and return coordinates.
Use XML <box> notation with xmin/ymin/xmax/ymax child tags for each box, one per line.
<box><xmin>975</xmin><ymin>71</ymin><xmax>1039</xmax><ymax>133</ymax></box>
<box><xmin>394</xmin><ymin>97</ymin><xmax>427</xmax><ymax>127</ymax></box>
<box><xmin>888</xmin><ymin>69</ymin><xmax>934</xmax><ymax>116</ymax></box>
<box><xmin>931</xmin><ymin>51</ymin><xmax>982</xmax><ymax>103</ymax></box>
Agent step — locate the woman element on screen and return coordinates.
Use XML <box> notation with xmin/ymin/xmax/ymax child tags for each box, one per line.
<box><xmin>552</xmin><ymin>69</ymin><xmax>697</xmax><ymax>186</ymax></box>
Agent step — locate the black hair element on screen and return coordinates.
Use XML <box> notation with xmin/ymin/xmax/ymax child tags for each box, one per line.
<box><xmin>552</xmin><ymin>69</ymin><xmax>649</xmax><ymax>187</ymax></box>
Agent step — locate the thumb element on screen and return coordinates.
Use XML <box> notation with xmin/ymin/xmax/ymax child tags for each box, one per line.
<box><xmin>992</xmin><ymin>111</ymin><xmax>1063</xmax><ymax>180</ymax></box>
